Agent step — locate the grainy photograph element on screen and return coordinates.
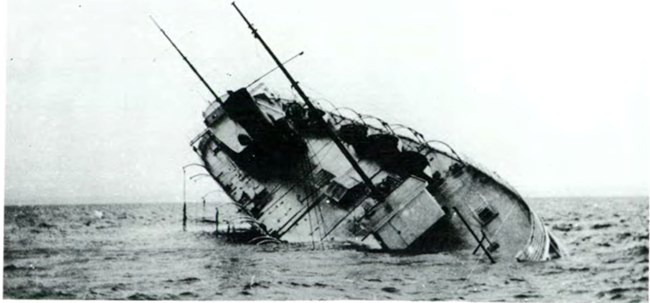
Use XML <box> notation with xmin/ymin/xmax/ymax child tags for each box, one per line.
<box><xmin>3</xmin><ymin>0</ymin><xmax>648</xmax><ymax>301</ymax></box>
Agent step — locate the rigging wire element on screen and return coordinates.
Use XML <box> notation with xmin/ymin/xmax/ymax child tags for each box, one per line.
<box><xmin>246</xmin><ymin>51</ymin><xmax>305</xmax><ymax>89</ymax></box>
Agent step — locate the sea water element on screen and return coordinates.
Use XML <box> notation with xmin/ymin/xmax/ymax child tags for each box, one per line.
<box><xmin>3</xmin><ymin>197</ymin><xmax>648</xmax><ymax>301</ymax></box>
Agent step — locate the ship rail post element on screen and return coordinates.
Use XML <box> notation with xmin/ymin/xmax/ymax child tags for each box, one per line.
<box><xmin>215</xmin><ymin>208</ymin><xmax>220</xmax><ymax>235</ymax></box>
<box><xmin>182</xmin><ymin>164</ymin><xmax>206</xmax><ymax>231</ymax></box>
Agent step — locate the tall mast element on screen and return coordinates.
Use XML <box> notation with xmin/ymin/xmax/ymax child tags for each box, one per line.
<box><xmin>231</xmin><ymin>2</ymin><xmax>381</xmax><ymax>200</ymax></box>
<box><xmin>150</xmin><ymin>16</ymin><xmax>223</xmax><ymax>105</ymax></box>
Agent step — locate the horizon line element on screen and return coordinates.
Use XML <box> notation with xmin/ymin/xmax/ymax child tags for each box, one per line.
<box><xmin>3</xmin><ymin>194</ymin><xmax>649</xmax><ymax>207</ymax></box>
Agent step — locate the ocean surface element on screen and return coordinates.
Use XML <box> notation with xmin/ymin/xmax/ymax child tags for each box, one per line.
<box><xmin>3</xmin><ymin>197</ymin><xmax>648</xmax><ymax>301</ymax></box>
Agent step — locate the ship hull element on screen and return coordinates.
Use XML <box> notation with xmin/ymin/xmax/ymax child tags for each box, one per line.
<box><xmin>192</xmin><ymin>90</ymin><xmax>563</xmax><ymax>262</ymax></box>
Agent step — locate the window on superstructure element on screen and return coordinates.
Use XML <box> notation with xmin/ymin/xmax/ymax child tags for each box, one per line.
<box><xmin>474</xmin><ymin>205</ymin><xmax>498</xmax><ymax>226</ymax></box>
<box><xmin>312</xmin><ymin>169</ymin><xmax>335</xmax><ymax>188</ymax></box>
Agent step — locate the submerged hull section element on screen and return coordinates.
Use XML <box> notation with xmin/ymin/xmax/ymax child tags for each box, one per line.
<box><xmin>192</xmin><ymin>89</ymin><xmax>563</xmax><ymax>262</ymax></box>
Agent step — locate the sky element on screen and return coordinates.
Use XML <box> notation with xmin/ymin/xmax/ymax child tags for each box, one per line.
<box><xmin>4</xmin><ymin>0</ymin><xmax>649</xmax><ymax>204</ymax></box>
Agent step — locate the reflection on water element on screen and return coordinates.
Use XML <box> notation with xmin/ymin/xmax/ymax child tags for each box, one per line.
<box><xmin>3</xmin><ymin>197</ymin><xmax>648</xmax><ymax>301</ymax></box>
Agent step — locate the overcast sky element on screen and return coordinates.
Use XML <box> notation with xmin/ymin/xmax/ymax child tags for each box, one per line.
<box><xmin>4</xmin><ymin>0</ymin><xmax>648</xmax><ymax>204</ymax></box>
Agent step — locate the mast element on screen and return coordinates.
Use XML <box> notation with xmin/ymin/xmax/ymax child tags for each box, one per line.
<box><xmin>231</xmin><ymin>2</ymin><xmax>382</xmax><ymax>200</ymax></box>
<box><xmin>150</xmin><ymin>16</ymin><xmax>223</xmax><ymax>105</ymax></box>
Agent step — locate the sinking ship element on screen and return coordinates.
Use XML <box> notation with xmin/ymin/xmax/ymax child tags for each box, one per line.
<box><xmin>154</xmin><ymin>3</ymin><xmax>564</xmax><ymax>262</ymax></box>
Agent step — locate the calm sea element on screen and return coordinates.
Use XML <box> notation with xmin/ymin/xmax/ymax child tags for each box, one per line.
<box><xmin>3</xmin><ymin>197</ymin><xmax>648</xmax><ymax>301</ymax></box>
